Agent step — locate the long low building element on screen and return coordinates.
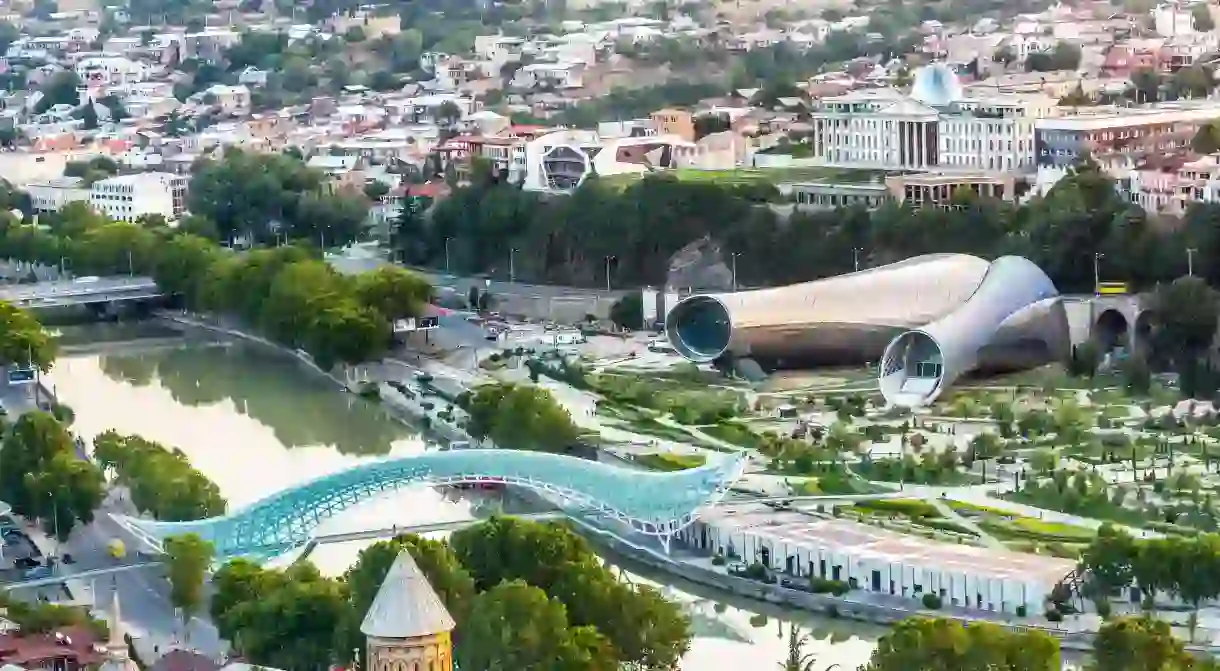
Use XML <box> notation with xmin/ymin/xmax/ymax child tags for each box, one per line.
<box><xmin>678</xmin><ymin>505</ymin><xmax>1074</xmax><ymax>615</ymax></box>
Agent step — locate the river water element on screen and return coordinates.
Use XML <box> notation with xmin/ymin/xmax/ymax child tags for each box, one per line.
<box><xmin>44</xmin><ymin>335</ymin><xmax>882</xmax><ymax>670</ymax></box>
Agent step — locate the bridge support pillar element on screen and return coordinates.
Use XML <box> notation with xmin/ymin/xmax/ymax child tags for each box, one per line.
<box><xmin>658</xmin><ymin>533</ymin><xmax>672</xmax><ymax>556</ymax></box>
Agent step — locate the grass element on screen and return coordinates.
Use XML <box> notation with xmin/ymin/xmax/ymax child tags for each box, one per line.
<box><xmin>790</xmin><ymin>470</ymin><xmax>886</xmax><ymax>496</ymax></box>
<box><xmin>850</xmin><ymin>498</ymin><xmax>941</xmax><ymax>519</ymax></box>
<box><xmin>633</xmin><ymin>452</ymin><xmax>707</xmax><ymax>471</ymax></box>
<box><xmin>604</xmin><ymin>418</ymin><xmax>734</xmax><ymax>452</ymax></box>
<box><xmin>702</xmin><ymin>422</ymin><xmax>765</xmax><ymax>450</ymax></box>
<box><xmin>980</xmin><ymin>519</ymin><xmax>1096</xmax><ymax>544</ymax></box>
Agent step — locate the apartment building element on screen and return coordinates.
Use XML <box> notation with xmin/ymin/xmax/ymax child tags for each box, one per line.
<box><xmin>1034</xmin><ymin>100</ymin><xmax>1220</xmax><ymax>191</ymax></box>
<box><xmin>26</xmin><ymin>177</ymin><xmax>89</xmax><ymax>213</ymax></box>
<box><xmin>89</xmin><ymin>172</ymin><xmax>187</xmax><ymax>222</ymax></box>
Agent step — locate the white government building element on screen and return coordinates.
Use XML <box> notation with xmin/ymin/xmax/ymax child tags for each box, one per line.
<box><xmin>680</xmin><ymin>504</ymin><xmax>1075</xmax><ymax>615</ymax></box>
<box><xmin>809</xmin><ymin>63</ymin><xmax>1059</xmax><ymax>174</ymax></box>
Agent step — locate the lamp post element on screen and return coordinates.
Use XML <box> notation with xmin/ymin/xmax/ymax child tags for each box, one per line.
<box><xmin>853</xmin><ymin>248</ymin><xmax>862</xmax><ymax>272</ymax></box>
<box><xmin>1093</xmin><ymin>252</ymin><xmax>1104</xmax><ymax>295</ymax></box>
<box><xmin>1188</xmin><ymin>247</ymin><xmax>1198</xmax><ymax>276</ymax></box>
<box><xmin>731</xmin><ymin>252</ymin><xmax>739</xmax><ymax>292</ymax></box>
<box><xmin>604</xmin><ymin>255</ymin><xmax>616</xmax><ymax>292</ymax></box>
<box><xmin>443</xmin><ymin>237</ymin><xmax>452</xmax><ymax>274</ymax></box>
<box><xmin>509</xmin><ymin>248</ymin><xmax>517</xmax><ymax>284</ymax></box>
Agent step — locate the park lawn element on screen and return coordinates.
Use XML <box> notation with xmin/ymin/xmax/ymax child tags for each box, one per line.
<box><xmin>980</xmin><ymin>518</ymin><xmax>1096</xmax><ymax>544</ymax></box>
<box><xmin>702</xmin><ymin>421</ymin><xmax>766</xmax><ymax>450</ymax></box>
<box><xmin>634</xmin><ymin>452</ymin><xmax>707</xmax><ymax>471</ymax></box>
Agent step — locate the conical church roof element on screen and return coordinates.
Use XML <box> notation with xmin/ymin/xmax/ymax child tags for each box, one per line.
<box><xmin>360</xmin><ymin>550</ymin><xmax>455</xmax><ymax>639</ymax></box>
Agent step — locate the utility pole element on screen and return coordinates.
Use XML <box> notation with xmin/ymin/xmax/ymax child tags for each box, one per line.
<box><xmin>126</xmin><ymin>249</ymin><xmax>133</xmax><ymax>276</ymax></box>
<box><xmin>731</xmin><ymin>252</ymin><xmax>739</xmax><ymax>292</ymax></box>
<box><xmin>1188</xmin><ymin>247</ymin><xmax>1197</xmax><ymax>276</ymax></box>
<box><xmin>604</xmin><ymin>255</ymin><xmax>615</xmax><ymax>292</ymax></box>
<box><xmin>509</xmin><ymin>248</ymin><xmax>517</xmax><ymax>284</ymax></box>
<box><xmin>1093</xmin><ymin>252</ymin><xmax>1104</xmax><ymax>295</ymax></box>
<box><xmin>853</xmin><ymin>248</ymin><xmax>862</xmax><ymax>272</ymax></box>
<box><xmin>444</xmin><ymin>237</ymin><xmax>452</xmax><ymax>274</ymax></box>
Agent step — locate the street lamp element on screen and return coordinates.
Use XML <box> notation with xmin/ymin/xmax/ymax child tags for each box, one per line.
<box><xmin>444</xmin><ymin>237</ymin><xmax>452</xmax><ymax>274</ymax></box>
<box><xmin>509</xmin><ymin>248</ymin><xmax>518</xmax><ymax>284</ymax></box>
<box><xmin>731</xmin><ymin>252</ymin><xmax>739</xmax><ymax>292</ymax></box>
<box><xmin>604</xmin><ymin>255</ymin><xmax>616</xmax><ymax>292</ymax></box>
<box><xmin>1188</xmin><ymin>247</ymin><xmax>1198</xmax><ymax>276</ymax></box>
<box><xmin>853</xmin><ymin>248</ymin><xmax>862</xmax><ymax>272</ymax></box>
<box><xmin>1093</xmin><ymin>252</ymin><xmax>1104</xmax><ymax>295</ymax></box>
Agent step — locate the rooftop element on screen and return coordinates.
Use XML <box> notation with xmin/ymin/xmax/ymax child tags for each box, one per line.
<box><xmin>360</xmin><ymin>550</ymin><xmax>455</xmax><ymax>639</ymax></box>
<box><xmin>700</xmin><ymin>505</ymin><xmax>1076</xmax><ymax>586</ymax></box>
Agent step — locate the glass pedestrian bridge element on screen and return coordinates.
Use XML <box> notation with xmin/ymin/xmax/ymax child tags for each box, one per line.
<box><xmin>112</xmin><ymin>449</ymin><xmax>748</xmax><ymax>562</ymax></box>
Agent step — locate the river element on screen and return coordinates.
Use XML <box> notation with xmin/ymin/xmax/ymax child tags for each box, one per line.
<box><xmin>44</xmin><ymin>333</ymin><xmax>883</xmax><ymax>670</ymax></box>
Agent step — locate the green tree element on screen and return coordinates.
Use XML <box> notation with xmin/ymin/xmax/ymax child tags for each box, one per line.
<box><xmin>352</xmin><ymin>266</ymin><xmax>433</xmax><ymax>321</ymax></box>
<box><xmin>1080</xmin><ymin>524</ymin><xmax>1137</xmax><ymax>597</ymax></box>
<box><xmin>0</xmin><ymin>299</ymin><xmax>57</xmax><ymax>372</ymax></box>
<box><xmin>0</xmin><ymin>412</ymin><xmax>103</xmax><ymax>540</ymax></box>
<box><xmin>1148</xmin><ymin>276</ymin><xmax>1220</xmax><ymax>366</ymax></box>
<box><xmin>864</xmin><ymin>617</ymin><xmax>1060</xmax><ymax>671</ymax></box>
<box><xmin>35</xmin><ymin>71</ymin><xmax>83</xmax><ymax>112</ymax></box>
<box><xmin>463</xmin><ymin>383</ymin><xmax>581</xmax><ymax>452</ymax></box>
<box><xmin>1090</xmin><ymin>615</ymin><xmax>1192</xmax><ymax>671</ymax></box>
<box><xmin>92</xmin><ymin>431</ymin><xmax>226</xmax><ymax>521</ymax></box>
<box><xmin>609</xmin><ymin>292</ymin><xmax>644</xmax><ymax>330</ymax></box>
<box><xmin>456</xmin><ymin>580</ymin><xmax>616</xmax><ymax>671</ymax></box>
<box><xmin>79</xmin><ymin>102</ymin><xmax>98</xmax><ymax>130</ymax></box>
<box><xmin>780</xmin><ymin>624</ymin><xmax>819</xmax><ymax>671</ymax></box>
<box><xmin>1193</xmin><ymin>121</ymin><xmax>1220</xmax><ymax>155</ymax></box>
<box><xmin>1194</xmin><ymin>4</ymin><xmax>1215</xmax><ymax>32</ymax></box>
<box><xmin>163</xmin><ymin>533</ymin><xmax>215</xmax><ymax>624</ymax></box>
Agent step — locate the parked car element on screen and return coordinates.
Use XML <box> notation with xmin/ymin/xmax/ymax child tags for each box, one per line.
<box><xmin>14</xmin><ymin>557</ymin><xmax>39</xmax><ymax>569</ymax></box>
<box><xmin>23</xmin><ymin>565</ymin><xmax>50</xmax><ymax>580</ymax></box>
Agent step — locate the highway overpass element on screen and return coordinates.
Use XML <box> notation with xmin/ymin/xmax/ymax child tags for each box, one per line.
<box><xmin>0</xmin><ymin>277</ymin><xmax>162</xmax><ymax>309</ymax></box>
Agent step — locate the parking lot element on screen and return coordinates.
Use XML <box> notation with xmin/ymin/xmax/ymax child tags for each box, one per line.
<box><xmin>0</xmin><ymin>520</ymin><xmax>71</xmax><ymax>602</ymax></box>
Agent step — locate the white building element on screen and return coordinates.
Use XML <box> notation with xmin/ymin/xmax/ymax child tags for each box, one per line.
<box><xmin>26</xmin><ymin>177</ymin><xmax>90</xmax><ymax>213</ymax></box>
<box><xmin>679</xmin><ymin>506</ymin><xmax>1075</xmax><ymax>615</ymax></box>
<box><xmin>811</xmin><ymin>63</ymin><xmax>1058</xmax><ymax>173</ymax></box>
<box><xmin>89</xmin><ymin>172</ymin><xmax>187</xmax><ymax>222</ymax></box>
<box><xmin>520</xmin><ymin>130</ymin><xmax>697</xmax><ymax>192</ymax></box>
<box><xmin>511</xmin><ymin>62</ymin><xmax>586</xmax><ymax>90</ymax></box>
<box><xmin>75</xmin><ymin>57</ymin><xmax>151</xmax><ymax>86</ymax></box>
<box><xmin>1153</xmin><ymin>3</ymin><xmax>1196</xmax><ymax>37</ymax></box>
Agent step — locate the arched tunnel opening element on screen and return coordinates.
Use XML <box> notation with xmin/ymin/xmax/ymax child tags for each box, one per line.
<box><xmin>1094</xmin><ymin>309</ymin><xmax>1130</xmax><ymax>354</ymax></box>
<box><xmin>665</xmin><ymin>296</ymin><xmax>732</xmax><ymax>363</ymax></box>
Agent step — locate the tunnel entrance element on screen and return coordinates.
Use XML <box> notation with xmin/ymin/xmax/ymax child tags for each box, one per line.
<box><xmin>1094</xmin><ymin>309</ymin><xmax>1129</xmax><ymax>353</ymax></box>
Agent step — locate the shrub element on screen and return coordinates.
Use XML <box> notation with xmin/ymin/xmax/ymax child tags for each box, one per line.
<box><xmin>921</xmin><ymin>593</ymin><xmax>942</xmax><ymax>609</ymax></box>
<box><xmin>810</xmin><ymin>577</ymin><xmax>851</xmax><ymax>595</ymax></box>
<box><xmin>748</xmin><ymin>613</ymin><xmax>768</xmax><ymax>627</ymax></box>
<box><xmin>1094</xmin><ymin>599</ymin><xmax>1112</xmax><ymax>618</ymax></box>
<box><xmin>852</xmin><ymin>499</ymin><xmax>941</xmax><ymax>519</ymax></box>
<box><xmin>1045</xmin><ymin>608</ymin><xmax>1063</xmax><ymax>622</ymax></box>
<box><xmin>711</xmin><ymin>555</ymin><xmax>726</xmax><ymax>566</ymax></box>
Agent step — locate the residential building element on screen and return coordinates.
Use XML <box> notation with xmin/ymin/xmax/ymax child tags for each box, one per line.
<box><xmin>74</xmin><ymin>56</ymin><xmax>150</xmax><ymax>85</ymax></box>
<box><xmin>510</xmin><ymin>61</ymin><xmax>586</xmax><ymax>90</ymax></box>
<box><xmin>650</xmin><ymin>108</ymin><xmax>695</xmax><ymax>142</ymax></box>
<box><xmin>1034</xmin><ymin>100</ymin><xmax>1220</xmax><ymax>191</ymax></box>
<box><xmin>89</xmin><ymin>172</ymin><xmax>187</xmax><ymax>222</ymax></box>
<box><xmin>26</xmin><ymin>176</ymin><xmax>89</xmax><ymax>212</ymax></box>
<box><xmin>0</xmin><ymin>626</ymin><xmax>103</xmax><ymax>670</ymax></box>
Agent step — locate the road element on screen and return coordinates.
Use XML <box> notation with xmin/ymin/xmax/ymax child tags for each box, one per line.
<box><xmin>62</xmin><ymin>499</ymin><xmax>225</xmax><ymax>659</ymax></box>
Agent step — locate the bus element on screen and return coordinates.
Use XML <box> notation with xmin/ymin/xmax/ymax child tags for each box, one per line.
<box><xmin>1096</xmin><ymin>282</ymin><xmax>1129</xmax><ymax>296</ymax></box>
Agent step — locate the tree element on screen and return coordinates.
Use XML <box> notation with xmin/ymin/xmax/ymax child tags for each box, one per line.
<box><xmin>1123</xmin><ymin>353</ymin><xmax>1152</xmax><ymax>396</ymax></box>
<box><xmin>352</xmin><ymin>266</ymin><xmax>433</xmax><ymax>321</ymax></box>
<box><xmin>0</xmin><ymin>412</ymin><xmax>103</xmax><ymax>541</ymax></box>
<box><xmin>92</xmin><ymin>431</ymin><xmax>226</xmax><ymax>521</ymax></box>
<box><xmin>1193</xmin><ymin>121</ymin><xmax>1220</xmax><ymax>155</ymax></box>
<box><xmin>0</xmin><ymin>300</ymin><xmax>57</xmax><ymax>372</ymax></box>
<box><xmin>222</xmin><ymin>562</ymin><xmax>346</xmax><ymax>670</ymax></box>
<box><xmin>35</xmin><ymin>71</ymin><xmax>83</xmax><ymax>113</ymax></box>
<box><xmin>609</xmin><ymin>292</ymin><xmax>644</xmax><ymax>330</ymax></box>
<box><xmin>1090</xmin><ymin>615</ymin><xmax>1192</xmax><ymax>671</ymax></box>
<box><xmin>1148</xmin><ymin>276</ymin><xmax>1220</xmax><ymax>365</ymax></box>
<box><xmin>1194</xmin><ymin>4</ymin><xmax>1215</xmax><ymax>32</ymax></box>
<box><xmin>864</xmin><ymin>617</ymin><xmax>1060</xmax><ymax>671</ymax></box>
<box><xmin>780</xmin><ymin>625</ymin><xmax>819</xmax><ymax>671</ymax></box>
<box><xmin>456</xmin><ymin>580</ymin><xmax>616</xmax><ymax>671</ymax></box>
<box><xmin>164</xmin><ymin>533</ymin><xmax>215</xmax><ymax>624</ymax></box>
<box><xmin>463</xmin><ymin>383</ymin><xmax>581</xmax><ymax>452</ymax></box>
<box><xmin>363</xmin><ymin>180</ymin><xmax>390</xmax><ymax>201</ymax></box>
<box><xmin>1079</xmin><ymin>524</ymin><xmax>1137</xmax><ymax>597</ymax></box>
<box><xmin>79</xmin><ymin>102</ymin><xmax>98</xmax><ymax>130</ymax></box>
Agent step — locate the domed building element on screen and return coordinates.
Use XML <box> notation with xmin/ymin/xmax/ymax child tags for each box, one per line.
<box><xmin>807</xmin><ymin>62</ymin><xmax>1059</xmax><ymax>175</ymax></box>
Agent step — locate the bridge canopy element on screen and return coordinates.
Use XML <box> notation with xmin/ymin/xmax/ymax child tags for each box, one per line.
<box><xmin>113</xmin><ymin>449</ymin><xmax>746</xmax><ymax>562</ymax></box>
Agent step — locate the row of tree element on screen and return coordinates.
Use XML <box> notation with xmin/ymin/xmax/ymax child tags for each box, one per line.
<box><xmin>858</xmin><ymin>613</ymin><xmax>1217</xmax><ymax>671</ymax></box>
<box><xmin>92</xmin><ymin>430</ymin><xmax>226</xmax><ymax>521</ymax></box>
<box><xmin>407</xmin><ymin>159</ymin><xmax>1219</xmax><ymax>295</ymax></box>
<box><xmin>209</xmin><ymin>516</ymin><xmax>690</xmax><ymax>671</ymax></box>
<box><xmin>1080</xmin><ymin>523</ymin><xmax>1220</xmax><ymax>637</ymax></box>
<box><xmin>0</xmin><ymin>412</ymin><xmax>104</xmax><ymax>541</ymax></box>
<box><xmin>0</xmin><ymin>204</ymin><xmax>433</xmax><ymax>368</ymax></box>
